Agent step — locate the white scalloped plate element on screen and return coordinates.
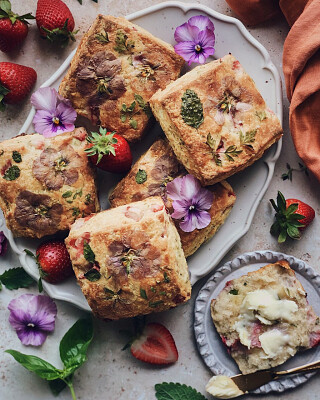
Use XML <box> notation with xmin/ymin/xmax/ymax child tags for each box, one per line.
<box><xmin>5</xmin><ymin>2</ymin><xmax>282</xmax><ymax>310</ymax></box>
<box><xmin>194</xmin><ymin>251</ymin><xmax>320</xmax><ymax>394</ymax></box>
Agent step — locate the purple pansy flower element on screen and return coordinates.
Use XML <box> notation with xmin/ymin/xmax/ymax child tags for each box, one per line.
<box><xmin>8</xmin><ymin>294</ymin><xmax>57</xmax><ymax>346</ymax></box>
<box><xmin>174</xmin><ymin>15</ymin><xmax>215</xmax><ymax>65</ymax></box>
<box><xmin>0</xmin><ymin>231</ymin><xmax>8</xmax><ymax>256</ymax></box>
<box><xmin>31</xmin><ymin>87</ymin><xmax>77</xmax><ymax>138</ymax></box>
<box><xmin>166</xmin><ymin>174</ymin><xmax>214</xmax><ymax>232</ymax></box>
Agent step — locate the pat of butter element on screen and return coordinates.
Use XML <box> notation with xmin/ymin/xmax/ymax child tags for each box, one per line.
<box><xmin>206</xmin><ymin>376</ymin><xmax>245</xmax><ymax>399</ymax></box>
<box><xmin>242</xmin><ymin>289</ymin><xmax>298</xmax><ymax>323</ymax></box>
<box><xmin>259</xmin><ymin>330</ymin><xmax>290</xmax><ymax>358</ymax></box>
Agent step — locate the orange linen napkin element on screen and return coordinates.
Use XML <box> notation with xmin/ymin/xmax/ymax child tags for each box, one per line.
<box><xmin>225</xmin><ymin>0</ymin><xmax>320</xmax><ymax>183</ymax></box>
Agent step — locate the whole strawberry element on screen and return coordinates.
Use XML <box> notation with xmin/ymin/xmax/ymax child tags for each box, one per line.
<box><xmin>0</xmin><ymin>62</ymin><xmax>37</xmax><ymax>110</ymax></box>
<box><xmin>85</xmin><ymin>127</ymin><xmax>132</xmax><ymax>173</ymax></box>
<box><xmin>36</xmin><ymin>240</ymin><xmax>73</xmax><ymax>284</ymax></box>
<box><xmin>36</xmin><ymin>0</ymin><xmax>76</xmax><ymax>47</ymax></box>
<box><xmin>270</xmin><ymin>191</ymin><xmax>315</xmax><ymax>243</ymax></box>
<box><xmin>0</xmin><ymin>0</ymin><xmax>34</xmax><ymax>52</ymax></box>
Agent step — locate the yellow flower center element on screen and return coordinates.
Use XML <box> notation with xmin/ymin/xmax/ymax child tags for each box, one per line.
<box><xmin>195</xmin><ymin>44</ymin><xmax>202</xmax><ymax>53</ymax></box>
<box><xmin>52</xmin><ymin>117</ymin><xmax>60</xmax><ymax>125</ymax></box>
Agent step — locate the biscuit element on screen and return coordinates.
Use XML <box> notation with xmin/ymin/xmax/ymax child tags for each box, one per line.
<box><xmin>149</xmin><ymin>54</ymin><xmax>283</xmax><ymax>185</ymax></box>
<box><xmin>65</xmin><ymin>196</ymin><xmax>191</xmax><ymax>320</ymax></box>
<box><xmin>211</xmin><ymin>261</ymin><xmax>320</xmax><ymax>374</ymax></box>
<box><xmin>0</xmin><ymin>128</ymin><xmax>99</xmax><ymax>238</ymax></box>
<box><xmin>59</xmin><ymin>15</ymin><xmax>185</xmax><ymax>142</ymax></box>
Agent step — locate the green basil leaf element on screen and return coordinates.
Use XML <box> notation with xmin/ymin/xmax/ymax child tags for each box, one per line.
<box><xmin>0</xmin><ymin>267</ymin><xmax>34</xmax><ymax>290</ymax></box>
<box><xmin>5</xmin><ymin>350</ymin><xmax>62</xmax><ymax>380</ymax></box>
<box><xmin>155</xmin><ymin>382</ymin><xmax>207</xmax><ymax>400</ymax></box>
<box><xmin>59</xmin><ymin>318</ymin><xmax>94</xmax><ymax>370</ymax></box>
<box><xmin>12</xmin><ymin>150</ymin><xmax>22</xmax><ymax>163</ymax></box>
<box><xmin>135</xmin><ymin>169</ymin><xmax>147</xmax><ymax>184</ymax></box>
<box><xmin>181</xmin><ymin>89</ymin><xmax>204</xmax><ymax>129</ymax></box>
<box><xmin>140</xmin><ymin>288</ymin><xmax>148</xmax><ymax>300</ymax></box>
<box><xmin>229</xmin><ymin>289</ymin><xmax>238</xmax><ymax>295</ymax></box>
<box><xmin>48</xmin><ymin>377</ymin><xmax>68</xmax><ymax>395</ymax></box>
<box><xmin>84</xmin><ymin>268</ymin><xmax>101</xmax><ymax>282</ymax></box>
<box><xmin>3</xmin><ymin>165</ymin><xmax>20</xmax><ymax>180</ymax></box>
<box><xmin>83</xmin><ymin>242</ymin><xmax>95</xmax><ymax>263</ymax></box>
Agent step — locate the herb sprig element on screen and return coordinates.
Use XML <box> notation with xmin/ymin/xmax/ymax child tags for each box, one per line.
<box><xmin>6</xmin><ymin>318</ymin><xmax>93</xmax><ymax>400</ymax></box>
<box><xmin>281</xmin><ymin>163</ymin><xmax>309</xmax><ymax>181</ymax></box>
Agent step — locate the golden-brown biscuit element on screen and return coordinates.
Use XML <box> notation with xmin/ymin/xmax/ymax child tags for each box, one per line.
<box><xmin>0</xmin><ymin>128</ymin><xmax>99</xmax><ymax>238</ymax></box>
<box><xmin>211</xmin><ymin>261</ymin><xmax>320</xmax><ymax>374</ymax></box>
<box><xmin>150</xmin><ymin>54</ymin><xmax>283</xmax><ymax>185</ymax></box>
<box><xmin>65</xmin><ymin>196</ymin><xmax>191</xmax><ymax>320</ymax></box>
<box><xmin>59</xmin><ymin>15</ymin><xmax>185</xmax><ymax>142</ymax></box>
<box><xmin>109</xmin><ymin>138</ymin><xmax>236</xmax><ymax>257</ymax></box>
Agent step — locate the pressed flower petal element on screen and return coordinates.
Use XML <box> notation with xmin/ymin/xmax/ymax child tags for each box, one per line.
<box><xmin>174</xmin><ymin>41</ymin><xmax>199</xmax><ymax>64</ymax></box>
<box><xmin>8</xmin><ymin>294</ymin><xmax>57</xmax><ymax>347</ymax></box>
<box><xmin>166</xmin><ymin>176</ymin><xmax>184</xmax><ymax>200</ymax></box>
<box><xmin>188</xmin><ymin>15</ymin><xmax>215</xmax><ymax>33</ymax></box>
<box><xmin>194</xmin><ymin>210</ymin><xmax>212</xmax><ymax>229</ymax></box>
<box><xmin>174</xmin><ymin>21</ymin><xmax>199</xmax><ymax>42</ymax></box>
<box><xmin>181</xmin><ymin>174</ymin><xmax>201</xmax><ymax>200</ymax></box>
<box><xmin>17</xmin><ymin>329</ymin><xmax>47</xmax><ymax>346</ymax></box>
<box><xmin>31</xmin><ymin>87</ymin><xmax>57</xmax><ymax>112</ymax></box>
<box><xmin>194</xmin><ymin>188</ymin><xmax>214</xmax><ymax>210</ymax></box>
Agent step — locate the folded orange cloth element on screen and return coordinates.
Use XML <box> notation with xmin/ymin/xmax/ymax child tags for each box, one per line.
<box><xmin>225</xmin><ymin>0</ymin><xmax>320</xmax><ymax>183</ymax></box>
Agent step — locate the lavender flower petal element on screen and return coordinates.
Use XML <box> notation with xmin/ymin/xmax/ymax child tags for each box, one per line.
<box><xmin>8</xmin><ymin>294</ymin><xmax>57</xmax><ymax>347</ymax></box>
<box><xmin>180</xmin><ymin>213</ymin><xmax>198</xmax><ymax>232</ymax></box>
<box><xmin>17</xmin><ymin>329</ymin><xmax>47</xmax><ymax>347</ymax></box>
<box><xmin>181</xmin><ymin>174</ymin><xmax>201</xmax><ymax>199</ymax></box>
<box><xmin>174</xmin><ymin>41</ymin><xmax>199</xmax><ymax>65</ymax></box>
<box><xmin>32</xmin><ymin>109</ymin><xmax>55</xmax><ymax>135</ymax></box>
<box><xmin>174</xmin><ymin>21</ymin><xmax>199</xmax><ymax>42</ymax></box>
<box><xmin>194</xmin><ymin>189</ymin><xmax>214</xmax><ymax>210</ymax></box>
<box><xmin>56</xmin><ymin>102</ymin><xmax>77</xmax><ymax>127</ymax></box>
<box><xmin>194</xmin><ymin>210</ymin><xmax>212</xmax><ymax>229</ymax></box>
<box><xmin>188</xmin><ymin>15</ymin><xmax>215</xmax><ymax>33</ymax></box>
<box><xmin>0</xmin><ymin>231</ymin><xmax>8</xmax><ymax>256</ymax></box>
<box><xmin>171</xmin><ymin>199</ymin><xmax>189</xmax><ymax>219</ymax></box>
<box><xmin>166</xmin><ymin>176</ymin><xmax>184</xmax><ymax>200</ymax></box>
<box><xmin>31</xmin><ymin>87</ymin><xmax>57</xmax><ymax>112</ymax></box>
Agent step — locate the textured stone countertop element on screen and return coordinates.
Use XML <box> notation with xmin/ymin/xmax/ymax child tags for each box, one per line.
<box><xmin>0</xmin><ymin>1</ymin><xmax>319</xmax><ymax>399</ymax></box>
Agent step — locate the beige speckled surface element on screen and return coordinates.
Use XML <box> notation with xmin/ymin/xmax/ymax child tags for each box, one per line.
<box><xmin>0</xmin><ymin>1</ymin><xmax>320</xmax><ymax>399</ymax></box>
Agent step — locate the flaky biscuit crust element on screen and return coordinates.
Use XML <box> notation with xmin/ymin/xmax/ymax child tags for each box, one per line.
<box><xmin>150</xmin><ymin>54</ymin><xmax>283</xmax><ymax>185</ymax></box>
<box><xmin>65</xmin><ymin>196</ymin><xmax>191</xmax><ymax>320</ymax></box>
<box><xmin>109</xmin><ymin>138</ymin><xmax>236</xmax><ymax>257</ymax></box>
<box><xmin>0</xmin><ymin>128</ymin><xmax>99</xmax><ymax>238</ymax></box>
<box><xmin>59</xmin><ymin>15</ymin><xmax>185</xmax><ymax>142</ymax></box>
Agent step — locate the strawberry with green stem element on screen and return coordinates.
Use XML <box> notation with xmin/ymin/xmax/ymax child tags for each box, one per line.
<box><xmin>0</xmin><ymin>0</ymin><xmax>34</xmax><ymax>53</ymax></box>
<box><xmin>270</xmin><ymin>191</ymin><xmax>315</xmax><ymax>243</ymax></box>
<box><xmin>85</xmin><ymin>127</ymin><xmax>132</xmax><ymax>173</ymax></box>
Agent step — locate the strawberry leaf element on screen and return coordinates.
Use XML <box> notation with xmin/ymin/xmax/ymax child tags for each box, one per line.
<box><xmin>287</xmin><ymin>225</ymin><xmax>301</xmax><ymax>240</ymax></box>
<box><xmin>155</xmin><ymin>382</ymin><xmax>207</xmax><ymax>400</ymax></box>
<box><xmin>278</xmin><ymin>229</ymin><xmax>287</xmax><ymax>243</ymax></box>
<box><xmin>285</xmin><ymin>203</ymin><xmax>299</xmax><ymax>215</ymax></box>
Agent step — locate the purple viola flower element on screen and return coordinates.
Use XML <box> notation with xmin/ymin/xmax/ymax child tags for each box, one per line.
<box><xmin>0</xmin><ymin>231</ymin><xmax>8</xmax><ymax>256</ymax></box>
<box><xmin>174</xmin><ymin>15</ymin><xmax>215</xmax><ymax>65</ymax></box>
<box><xmin>31</xmin><ymin>87</ymin><xmax>77</xmax><ymax>138</ymax></box>
<box><xmin>166</xmin><ymin>174</ymin><xmax>214</xmax><ymax>232</ymax></box>
<box><xmin>8</xmin><ymin>294</ymin><xmax>57</xmax><ymax>346</ymax></box>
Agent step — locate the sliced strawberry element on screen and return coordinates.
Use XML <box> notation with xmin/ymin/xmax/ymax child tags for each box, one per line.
<box><xmin>130</xmin><ymin>323</ymin><xmax>178</xmax><ymax>365</ymax></box>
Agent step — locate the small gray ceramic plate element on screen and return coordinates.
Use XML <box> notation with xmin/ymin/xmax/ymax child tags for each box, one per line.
<box><xmin>194</xmin><ymin>250</ymin><xmax>320</xmax><ymax>394</ymax></box>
